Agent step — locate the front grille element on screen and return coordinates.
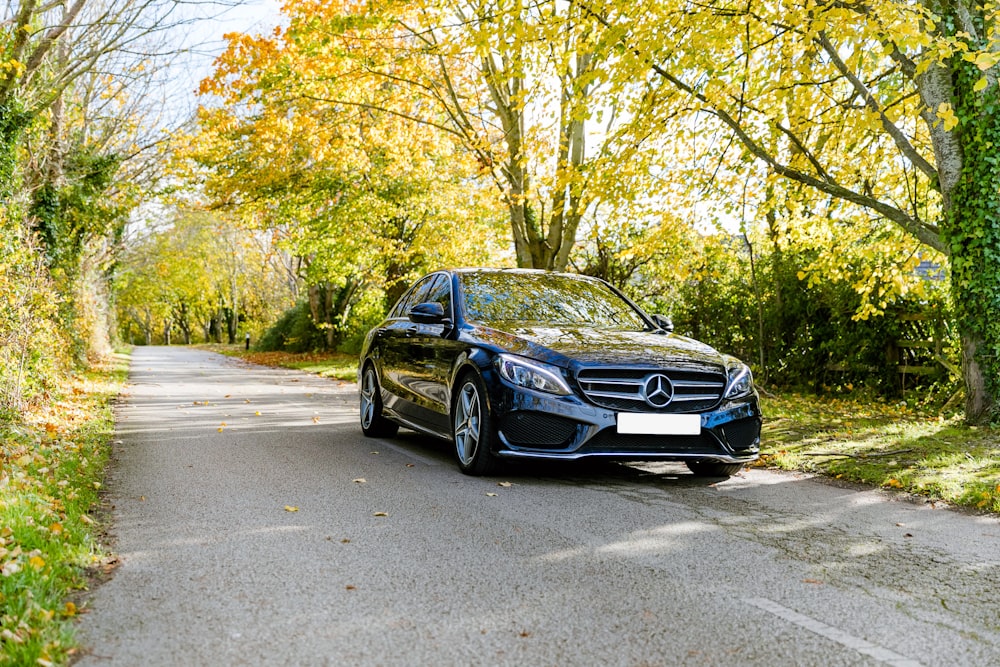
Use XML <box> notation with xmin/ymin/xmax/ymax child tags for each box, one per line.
<box><xmin>499</xmin><ymin>411</ymin><xmax>579</xmax><ymax>448</ymax></box>
<box><xmin>576</xmin><ymin>368</ymin><xmax>726</xmax><ymax>413</ymax></box>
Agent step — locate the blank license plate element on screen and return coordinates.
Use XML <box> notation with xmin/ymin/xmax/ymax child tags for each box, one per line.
<box><xmin>617</xmin><ymin>413</ymin><xmax>702</xmax><ymax>436</ymax></box>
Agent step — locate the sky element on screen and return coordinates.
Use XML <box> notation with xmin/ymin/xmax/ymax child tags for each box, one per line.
<box><xmin>163</xmin><ymin>0</ymin><xmax>285</xmax><ymax>118</ymax></box>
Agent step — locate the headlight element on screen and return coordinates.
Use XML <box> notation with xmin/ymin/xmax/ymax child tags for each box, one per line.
<box><xmin>724</xmin><ymin>360</ymin><xmax>754</xmax><ymax>399</ymax></box>
<box><xmin>495</xmin><ymin>354</ymin><xmax>571</xmax><ymax>395</ymax></box>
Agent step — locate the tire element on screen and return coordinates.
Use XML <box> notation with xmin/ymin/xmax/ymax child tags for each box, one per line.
<box><xmin>452</xmin><ymin>372</ymin><xmax>499</xmax><ymax>476</ymax></box>
<box><xmin>359</xmin><ymin>365</ymin><xmax>399</xmax><ymax>438</ymax></box>
<box><xmin>685</xmin><ymin>460</ymin><xmax>743</xmax><ymax>477</ymax></box>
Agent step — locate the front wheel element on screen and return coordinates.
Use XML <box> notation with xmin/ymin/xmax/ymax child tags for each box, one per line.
<box><xmin>360</xmin><ymin>366</ymin><xmax>399</xmax><ymax>438</ymax></box>
<box><xmin>686</xmin><ymin>460</ymin><xmax>743</xmax><ymax>477</ymax></box>
<box><xmin>452</xmin><ymin>372</ymin><xmax>499</xmax><ymax>476</ymax></box>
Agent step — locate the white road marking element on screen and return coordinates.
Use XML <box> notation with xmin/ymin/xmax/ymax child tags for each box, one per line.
<box><xmin>745</xmin><ymin>597</ymin><xmax>924</xmax><ymax>667</ymax></box>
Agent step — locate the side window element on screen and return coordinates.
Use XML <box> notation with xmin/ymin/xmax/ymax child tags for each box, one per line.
<box><xmin>423</xmin><ymin>274</ymin><xmax>452</xmax><ymax>317</ymax></box>
<box><xmin>390</xmin><ymin>276</ymin><xmax>435</xmax><ymax>319</ymax></box>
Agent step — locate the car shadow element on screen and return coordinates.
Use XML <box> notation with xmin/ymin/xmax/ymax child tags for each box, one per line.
<box><xmin>389</xmin><ymin>429</ymin><xmax>731</xmax><ymax>488</ymax></box>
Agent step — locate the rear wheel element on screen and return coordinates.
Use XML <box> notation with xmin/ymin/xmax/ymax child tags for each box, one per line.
<box><xmin>686</xmin><ymin>460</ymin><xmax>743</xmax><ymax>477</ymax></box>
<box><xmin>452</xmin><ymin>372</ymin><xmax>499</xmax><ymax>476</ymax></box>
<box><xmin>360</xmin><ymin>366</ymin><xmax>399</xmax><ymax>438</ymax></box>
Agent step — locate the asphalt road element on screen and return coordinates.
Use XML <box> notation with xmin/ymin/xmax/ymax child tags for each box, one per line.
<box><xmin>75</xmin><ymin>346</ymin><xmax>1000</xmax><ymax>666</ymax></box>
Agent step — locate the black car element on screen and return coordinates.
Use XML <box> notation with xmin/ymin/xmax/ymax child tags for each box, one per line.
<box><xmin>359</xmin><ymin>269</ymin><xmax>761</xmax><ymax>476</ymax></box>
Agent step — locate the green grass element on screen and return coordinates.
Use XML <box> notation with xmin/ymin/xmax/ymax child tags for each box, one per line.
<box><xmin>1</xmin><ymin>352</ymin><xmax>129</xmax><ymax>666</ymax></box>
<box><xmin>758</xmin><ymin>392</ymin><xmax>1000</xmax><ymax>513</ymax></box>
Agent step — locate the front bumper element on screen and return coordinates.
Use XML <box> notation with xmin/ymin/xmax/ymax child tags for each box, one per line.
<box><xmin>487</xmin><ymin>378</ymin><xmax>761</xmax><ymax>464</ymax></box>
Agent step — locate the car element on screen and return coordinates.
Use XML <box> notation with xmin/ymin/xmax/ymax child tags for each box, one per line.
<box><xmin>358</xmin><ymin>268</ymin><xmax>762</xmax><ymax>476</ymax></box>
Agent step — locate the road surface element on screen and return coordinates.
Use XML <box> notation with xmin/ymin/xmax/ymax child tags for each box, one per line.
<box><xmin>75</xmin><ymin>346</ymin><xmax>1000</xmax><ymax>666</ymax></box>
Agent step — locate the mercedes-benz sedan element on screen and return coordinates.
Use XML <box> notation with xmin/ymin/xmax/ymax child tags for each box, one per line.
<box><xmin>359</xmin><ymin>269</ymin><xmax>761</xmax><ymax>476</ymax></box>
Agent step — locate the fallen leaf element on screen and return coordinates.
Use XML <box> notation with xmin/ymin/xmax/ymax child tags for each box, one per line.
<box><xmin>498</xmin><ymin>482</ymin><xmax>513</xmax><ymax>488</ymax></box>
<box><xmin>29</xmin><ymin>555</ymin><xmax>46</xmax><ymax>570</ymax></box>
<box><xmin>370</xmin><ymin>451</ymin><xmax>379</xmax><ymax>455</ymax></box>
<box><xmin>64</xmin><ymin>602</ymin><xmax>77</xmax><ymax>617</ymax></box>
<box><xmin>904</xmin><ymin>533</ymin><xmax>913</xmax><ymax>538</ymax></box>
<box><xmin>345</xmin><ymin>585</ymin><xmax>356</xmax><ymax>590</ymax></box>
<box><xmin>353</xmin><ymin>478</ymin><xmax>367</xmax><ymax>484</ymax></box>
<box><xmin>225</xmin><ymin>394</ymin><xmax>231</xmax><ymax>398</ymax></box>
<box><xmin>255</xmin><ymin>411</ymin><xmax>262</xmax><ymax>416</ymax></box>
<box><xmin>802</xmin><ymin>579</ymin><xmax>824</xmax><ymax>585</ymax></box>
<box><xmin>486</xmin><ymin>492</ymin><xmax>498</xmax><ymax>497</ymax></box>
<box><xmin>312</xmin><ymin>416</ymin><xmax>321</xmax><ymax>423</ymax></box>
<box><xmin>220</xmin><ymin>422</ymin><xmax>227</xmax><ymax>427</ymax></box>
<box><xmin>0</xmin><ymin>628</ymin><xmax>22</xmax><ymax>643</ymax></box>
<box><xmin>341</xmin><ymin>538</ymin><xmax>351</xmax><ymax>543</ymax></box>
<box><xmin>519</xmin><ymin>631</ymin><xmax>532</xmax><ymax>638</ymax></box>
<box><xmin>49</xmin><ymin>522</ymin><xmax>63</xmax><ymax>534</ymax></box>
<box><xmin>405</xmin><ymin>463</ymin><xmax>415</xmax><ymax>468</ymax></box>
<box><xmin>217</xmin><ymin>428</ymin><xmax>224</xmax><ymax>433</ymax></box>
<box><xmin>284</xmin><ymin>506</ymin><xmax>299</xmax><ymax>512</ymax></box>
<box><xmin>100</xmin><ymin>556</ymin><xmax>120</xmax><ymax>574</ymax></box>
<box><xmin>373</xmin><ymin>512</ymin><xmax>388</xmax><ymax>517</ymax></box>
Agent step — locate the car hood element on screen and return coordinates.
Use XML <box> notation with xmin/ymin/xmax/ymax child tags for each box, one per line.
<box><xmin>471</xmin><ymin>323</ymin><xmax>727</xmax><ymax>372</ymax></box>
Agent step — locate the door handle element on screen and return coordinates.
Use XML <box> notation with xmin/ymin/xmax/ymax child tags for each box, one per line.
<box><xmin>406</xmin><ymin>326</ymin><xmax>419</xmax><ymax>336</ymax></box>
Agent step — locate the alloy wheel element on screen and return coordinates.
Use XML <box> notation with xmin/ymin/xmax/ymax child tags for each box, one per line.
<box><xmin>454</xmin><ymin>381</ymin><xmax>481</xmax><ymax>466</ymax></box>
<box><xmin>360</xmin><ymin>368</ymin><xmax>378</xmax><ymax>429</ymax></box>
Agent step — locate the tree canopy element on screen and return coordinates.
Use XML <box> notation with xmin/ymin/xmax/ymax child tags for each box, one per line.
<box><xmin>5</xmin><ymin>0</ymin><xmax>1000</xmax><ymax>425</ymax></box>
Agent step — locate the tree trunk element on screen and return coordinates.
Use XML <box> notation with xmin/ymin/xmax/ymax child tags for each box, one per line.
<box><xmin>960</xmin><ymin>332</ymin><xmax>993</xmax><ymax>423</ymax></box>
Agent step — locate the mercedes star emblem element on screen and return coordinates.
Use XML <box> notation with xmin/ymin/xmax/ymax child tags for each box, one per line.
<box><xmin>642</xmin><ymin>374</ymin><xmax>673</xmax><ymax>408</ymax></box>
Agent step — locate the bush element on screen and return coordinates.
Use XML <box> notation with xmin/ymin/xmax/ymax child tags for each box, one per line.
<box><xmin>647</xmin><ymin>236</ymin><xmax>954</xmax><ymax>397</ymax></box>
<box><xmin>254</xmin><ymin>301</ymin><xmax>327</xmax><ymax>353</ymax></box>
<box><xmin>0</xmin><ymin>222</ymin><xmax>67</xmax><ymax>416</ymax></box>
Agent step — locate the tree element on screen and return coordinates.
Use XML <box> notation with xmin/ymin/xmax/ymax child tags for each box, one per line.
<box><xmin>221</xmin><ymin>0</ymin><xmax>646</xmax><ymax>271</ymax></box>
<box><xmin>187</xmin><ymin>9</ymin><xmax>507</xmax><ymax>347</ymax></box>
<box><xmin>114</xmin><ymin>210</ymin><xmax>293</xmax><ymax>345</ymax></box>
<box><xmin>571</xmin><ymin>0</ymin><xmax>998</xmax><ymax>423</ymax></box>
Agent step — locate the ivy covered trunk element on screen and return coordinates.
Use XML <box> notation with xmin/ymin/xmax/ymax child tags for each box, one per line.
<box><xmin>945</xmin><ymin>58</ymin><xmax>1000</xmax><ymax>424</ymax></box>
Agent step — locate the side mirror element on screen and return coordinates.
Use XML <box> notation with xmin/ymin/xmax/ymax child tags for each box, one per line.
<box><xmin>409</xmin><ymin>302</ymin><xmax>450</xmax><ymax>325</ymax></box>
<box><xmin>651</xmin><ymin>314</ymin><xmax>674</xmax><ymax>333</ymax></box>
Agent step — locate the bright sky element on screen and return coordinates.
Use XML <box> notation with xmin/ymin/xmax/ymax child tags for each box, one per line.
<box><xmin>161</xmin><ymin>0</ymin><xmax>285</xmax><ymax>119</ymax></box>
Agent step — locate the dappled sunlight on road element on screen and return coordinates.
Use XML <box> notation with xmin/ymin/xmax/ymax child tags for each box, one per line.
<box><xmin>537</xmin><ymin>520</ymin><xmax>717</xmax><ymax>562</ymax></box>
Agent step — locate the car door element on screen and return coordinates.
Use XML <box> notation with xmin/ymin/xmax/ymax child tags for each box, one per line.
<box><xmin>378</xmin><ymin>276</ymin><xmax>436</xmax><ymax>419</ymax></box>
<box><xmin>395</xmin><ymin>273</ymin><xmax>460</xmax><ymax>433</ymax></box>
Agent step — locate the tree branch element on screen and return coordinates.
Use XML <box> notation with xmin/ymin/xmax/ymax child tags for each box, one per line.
<box><xmin>814</xmin><ymin>31</ymin><xmax>938</xmax><ymax>186</ymax></box>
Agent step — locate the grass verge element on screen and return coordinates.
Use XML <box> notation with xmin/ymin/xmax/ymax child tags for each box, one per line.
<box><xmin>758</xmin><ymin>392</ymin><xmax>1000</xmax><ymax>514</ymax></box>
<box><xmin>201</xmin><ymin>347</ymin><xmax>1000</xmax><ymax>515</ymax></box>
<box><xmin>207</xmin><ymin>345</ymin><xmax>358</xmax><ymax>382</ymax></box>
<box><xmin>1</xmin><ymin>352</ymin><xmax>129</xmax><ymax>666</ymax></box>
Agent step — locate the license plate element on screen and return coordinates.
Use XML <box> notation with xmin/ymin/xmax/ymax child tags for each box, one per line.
<box><xmin>617</xmin><ymin>413</ymin><xmax>702</xmax><ymax>435</ymax></box>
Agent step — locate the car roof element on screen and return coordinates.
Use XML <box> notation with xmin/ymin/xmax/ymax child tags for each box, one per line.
<box><xmin>448</xmin><ymin>267</ymin><xmax>604</xmax><ymax>283</ymax></box>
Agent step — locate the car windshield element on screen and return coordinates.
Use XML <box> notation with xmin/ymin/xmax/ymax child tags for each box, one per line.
<box><xmin>459</xmin><ymin>272</ymin><xmax>649</xmax><ymax>330</ymax></box>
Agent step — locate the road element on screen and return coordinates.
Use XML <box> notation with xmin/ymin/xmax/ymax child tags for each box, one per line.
<box><xmin>75</xmin><ymin>346</ymin><xmax>1000</xmax><ymax>666</ymax></box>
